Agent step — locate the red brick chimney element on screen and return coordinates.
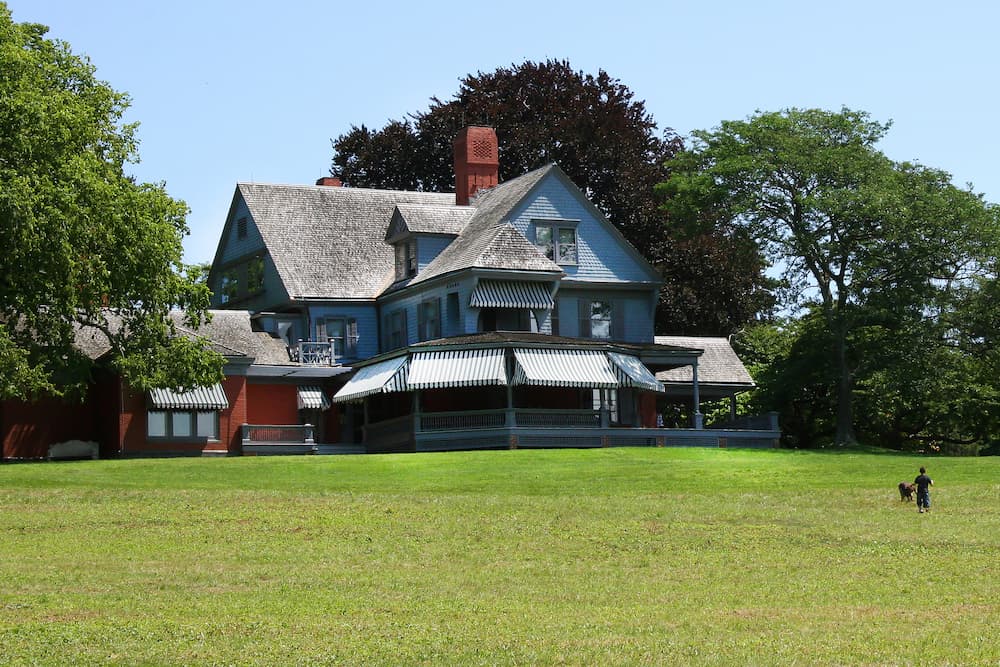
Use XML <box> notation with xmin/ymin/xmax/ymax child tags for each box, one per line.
<box><xmin>454</xmin><ymin>126</ymin><xmax>499</xmax><ymax>205</ymax></box>
<box><xmin>316</xmin><ymin>176</ymin><xmax>342</xmax><ymax>187</ymax></box>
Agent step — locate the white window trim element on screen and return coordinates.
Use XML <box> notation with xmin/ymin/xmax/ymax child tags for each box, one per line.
<box><xmin>147</xmin><ymin>409</ymin><xmax>220</xmax><ymax>441</ymax></box>
<box><xmin>533</xmin><ymin>219</ymin><xmax>579</xmax><ymax>266</ymax></box>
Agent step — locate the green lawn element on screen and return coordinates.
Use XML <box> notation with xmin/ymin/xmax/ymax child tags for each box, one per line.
<box><xmin>1</xmin><ymin>449</ymin><xmax>997</xmax><ymax>666</ymax></box>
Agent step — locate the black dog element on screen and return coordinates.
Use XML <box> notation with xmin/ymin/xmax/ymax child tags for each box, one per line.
<box><xmin>898</xmin><ymin>482</ymin><xmax>915</xmax><ymax>501</ymax></box>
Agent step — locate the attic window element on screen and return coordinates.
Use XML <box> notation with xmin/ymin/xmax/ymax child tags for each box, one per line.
<box><xmin>534</xmin><ymin>220</ymin><xmax>578</xmax><ymax>265</ymax></box>
<box><xmin>237</xmin><ymin>217</ymin><xmax>248</xmax><ymax>240</ymax></box>
<box><xmin>394</xmin><ymin>240</ymin><xmax>417</xmax><ymax>280</ymax></box>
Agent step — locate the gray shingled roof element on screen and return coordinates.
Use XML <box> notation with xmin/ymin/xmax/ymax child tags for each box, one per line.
<box><xmin>654</xmin><ymin>336</ymin><xmax>755</xmax><ymax>387</ymax></box>
<box><xmin>170</xmin><ymin>310</ymin><xmax>293</xmax><ymax>365</ymax></box>
<box><xmin>73</xmin><ymin>310</ymin><xmax>292</xmax><ymax>365</ymax></box>
<box><xmin>238</xmin><ymin>183</ymin><xmax>454</xmax><ymax>300</ymax></box>
<box><xmin>385</xmin><ymin>204</ymin><xmax>473</xmax><ymax>241</ymax></box>
<box><xmin>408</xmin><ymin>165</ymin><xmax>563</xmax><ymax>286</ymax></box>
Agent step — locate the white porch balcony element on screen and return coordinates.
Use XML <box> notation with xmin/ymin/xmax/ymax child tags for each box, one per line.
<box><xmin>289</xmin><ymin>336</ymin><xmax>360</xmax><ymax>365</ymax></box>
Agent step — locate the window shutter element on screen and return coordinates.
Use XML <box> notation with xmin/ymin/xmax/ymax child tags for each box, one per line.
<box><xmin>578</xmin><ymin>299</ymin><xmax>591</xmax><ymax>339</ymax></box>
<box><xmin>347</xmin><ymin>318</ymin><xmax>358</xmax><ymax>356</ymax></box>
<box><xmin>613</xmin><ymin>300</ymin><xmax>626</xmax><ymax>341</ymax></box>
<box><xmin>402</xmin><ymin>308</ymin><xmax>409</xmax><ymax>347</ymax></box>
<box><xmin>435</xmin><ymin>297</ymin><xmax>442</xmax><ymax>339</ymax></box>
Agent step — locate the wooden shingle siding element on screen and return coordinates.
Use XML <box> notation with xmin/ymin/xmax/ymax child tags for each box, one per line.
<box><xmin>555</xmin><ymin>289</ymin><xmax>653</xmax><ymax>343</ymax></box>
<box><xmin>220</xmin><ymin>196</ymin><xmax>264</xmax><ymax>264</ymax></box>
<box><xmin>418</xmin><ymin>236</ymin><xmax>453</xmax><ymax>273</ymax></box>
<box><xmin>508</xmin><ymin>176</ymin><xmax>658</xmax><ymax>284</ymax></box>
<box><xmin>307</xmin><ymin>304</ymin><xmax>379</xmax><ymax>361</ymax></box>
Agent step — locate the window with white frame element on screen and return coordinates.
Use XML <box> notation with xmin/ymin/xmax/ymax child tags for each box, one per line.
<box><xmin>316</xmin><ymin>317</ymin><xmax>358</xmax><ymax>358</ymax></box>
<box><xmin>147</xmin><ymin>410</ymin><xmax>219</xmax><ymax>440</ymax></box>
<box><xmin>581</xmin><ymin>300</ymin><xmax>612</xmax><ymax>339</ymax></box>
<box><xmin>533</xmin><ymin>221</ymin><xmax>578</xmax><ymax>265</ymax></box>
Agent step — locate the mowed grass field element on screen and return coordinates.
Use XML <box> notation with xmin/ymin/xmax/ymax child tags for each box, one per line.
<box><xmin>1</xmin><ymin>448</ymin><xmax>997</xmax><ymax>666</ymax></box>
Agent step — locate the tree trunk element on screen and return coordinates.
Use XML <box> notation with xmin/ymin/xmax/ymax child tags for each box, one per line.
<box><xmin>834</xmin><ymin>326</ymin><xmax>857</xmax><ymax>446</ymax></box>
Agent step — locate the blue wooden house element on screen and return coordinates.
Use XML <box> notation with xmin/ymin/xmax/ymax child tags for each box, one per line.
<box><xmin>208</xmin><ymin>127</ymin><xmax>776</xmax><ymax>452</ymax></box>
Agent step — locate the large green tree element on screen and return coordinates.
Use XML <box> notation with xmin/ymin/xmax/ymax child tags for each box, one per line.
<box><xmin>331</xmin><ymin>59</ymin><xmax>773</xmax><ymax>335</ymax></box>
<box><xmin>0</xmin><ymin>4</ymin><xmax>222</xmax><ymax>399</ymax></box>
<box><xmin>661</xmin><ymin>108</ymin><xmax>998</xmax><ymax>446</ymax></box>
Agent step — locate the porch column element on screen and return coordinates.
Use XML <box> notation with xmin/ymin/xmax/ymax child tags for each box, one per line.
<box><xmin>692</xmin><ymin>359</ymin><xmax>704</xmax><ymax>430</ymax></box>
<box><xmin>599</xmin><ymin>388</ymin><xmax>610</xmax><ymax>428</ymax></box>
<box><xmin>730</xmin><ymin>395</ymin><xmax>738</xmax><ymax>421</ymax></box>
<box><xmin>413</xmin><ymin>390</ymin><xmax>422</xmax><ymax>434</ymax></box>
<box><xmin>505</xmin><ymin>382</ymin><xmax>515</xmax><ymax>427</ymax></box>
<box><xmin>362</xmin><ymin>399</ymin><xmax>369</xmax><ymax>443</ymax></box>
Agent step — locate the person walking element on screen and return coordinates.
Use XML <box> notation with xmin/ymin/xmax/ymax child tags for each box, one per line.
<box><xmin>914</xmin><ymin>467</ymin><xmax>933</xmax><ymax>513</ymax></box>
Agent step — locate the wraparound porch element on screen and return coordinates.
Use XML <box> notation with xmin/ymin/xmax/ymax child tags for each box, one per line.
<box><xmin>361</xmin><ymin>409</ymin><xmax>780</xmax><ymax>453</ymax></box>
<box><xmin>365</xmin><ymin>411</ymin><xmax>781</xmax><ymax>452</ymax></box>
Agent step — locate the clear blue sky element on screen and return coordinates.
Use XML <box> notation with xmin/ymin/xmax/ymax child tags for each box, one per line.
<box><xmin>10</xmin><ymin>0</ymin><xmax>1000</xmax><ymax>265</ymax></box>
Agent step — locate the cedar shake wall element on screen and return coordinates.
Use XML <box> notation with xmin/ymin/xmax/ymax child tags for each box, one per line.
<box><xmin>639</xmin><ymin>392</ymin><xmax>658</xmax><ymax>428</ymax></box>
<box><xmin>1</xmin><ymin>395</ymin><xmax>99</xmax><ymax>460</ymax></box>
<box><xmin>222</xmin><ymin>375</ymin><xmax>247</xmax><ymax>454</ymax></box>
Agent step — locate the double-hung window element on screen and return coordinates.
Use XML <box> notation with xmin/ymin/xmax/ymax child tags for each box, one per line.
<box><xmin>316</xmin><ymin>317</ymin><xmax>358</xmax><ymax>358</ymax></box>
<box><xmin>533</xmin><ymin>220</ymin><xmax>578</xmax><ymax>265</ymax></box>
<box><xmin>584</xmin><ymin>300</ymin><xmax>612</xmax><ymax>339</ymax></box>
<box><xmin>394</xmin><ymin>240</ymin><xmax>418</xmax><ymax>280</ymax></box>
<box><xmin>219</xmin><ymin>269</ymin><xmax>239</xmax><ymax>304</ymax></box>
<box><xmin>147</xmin><ymin>410</ymin><xmax>219</xmax><ymax>440</ymax></box>
<box><xmin>418</xmin><ymin>299</ymin><xmax>441</xmax><ymax>341</ymax></box>
<box><xmin>387</xmin><ymin>309</ymin><xmax>407</xmax><ymax>350</ymax></box>
<box><xmin>247</xmin><ymin>255</ymin><xmax>264</xmax><ymax>294</ymax></box>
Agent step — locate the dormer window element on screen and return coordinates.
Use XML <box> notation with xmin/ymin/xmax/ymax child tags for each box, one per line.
<box><xmin>534</xmin><ymin>220</ymin><xmax>578</xmax><ymax>265</ymax></box>
<box><xmin>394</xmin><ymin>240</ymin><xmax>417</xmax><ymax>280</ymax></box>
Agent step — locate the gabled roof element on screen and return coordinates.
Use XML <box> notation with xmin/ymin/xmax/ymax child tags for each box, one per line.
<box><xmin>385</xmin><ymin>204</ymin><xmax>473</xmax><ymax>242</ymax></box>
<box><xmin>654</xmin><ymin>336</ymin><xmax>755</xmax><ymax>388</ymax></box>
<box><xmin>407</xmin><ymin>165</ymin><xmax>563</xmax><ymax>286</ymax></box>
<box><xmin>237</xmin><ymin>183</ymin><xmax>454</xmax><ymax>300</ymax></box>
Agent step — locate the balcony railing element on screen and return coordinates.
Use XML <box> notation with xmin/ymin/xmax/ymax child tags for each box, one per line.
<box><xmin>289</xmin><ymin>336</ymin><xmax>360</xmax><ymax>365</ymax></box>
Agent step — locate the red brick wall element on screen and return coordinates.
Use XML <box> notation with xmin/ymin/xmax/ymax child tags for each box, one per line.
<box><xmin>246</xmin><ymin>383</ymin><xmax>298</xmax><ymax>425</ymax></box>
<box><xmin>120</xmin><ymin>375</ymin><xmax>247</xmax><ymax>456</ymax></box>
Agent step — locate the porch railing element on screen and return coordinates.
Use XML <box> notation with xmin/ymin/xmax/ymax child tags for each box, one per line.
<box><xmin>242</xmin><ymin>423</ymin><xmax>314</xmax><ymax>444</ymax></box>
<box><xmin>515</xmin><ymin>409</ymin><xmax>601</xmax><ymax>428</ymax></box>
<box><xmin>417</xmin><ymin>408</ymin><xmax>602</xmax><ymax>431</ymax></box>
<box><xmin>421</xmin><ymin>410</ymin><xmax>506</xmax><ymax>431</ymax></box>
<box><xmin>289</xmin><ymin>336</ymin><xmax>360</xmax><ymax>365</ymax></box>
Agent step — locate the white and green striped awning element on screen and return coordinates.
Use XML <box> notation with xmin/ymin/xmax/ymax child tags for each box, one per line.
<box><xmin>407</xmin><ymin>349</ymin><xmax>508</xmax><ymax>389</ymax></box>
<box><xmin>297</xmin><ymin>386</ymin><xmax>331</xmax><ymax>410</ymax></box>
<box><xmin>511</xmin><ymin>348</ymin><xmax>618</xmax><ymax>389</ymax></box>
<box><xmin>150</xmin><ymin>383</ymin><xmax>229</xmax><ymax>410</ymax></box>
<box><xmin>470</xmin><ymin>280</ymin><xmax>554</xmax><ymax>309</ymax></box>
<box><xmin>332</xmin><ymin>355</ymin><xmax>409</xmax><ymax>403</ymax></box>
<box><xmin>607</xmin><ymin>352</ymin><xmax>665</xmax><ymax>393</ymax></box>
